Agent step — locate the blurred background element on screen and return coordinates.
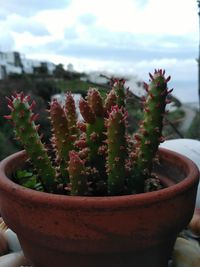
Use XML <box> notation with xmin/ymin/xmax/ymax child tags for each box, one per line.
<box><xmin>0</xmin><ymin>0</ymin><xmax>199</xmax><ymax>159</ymax></box>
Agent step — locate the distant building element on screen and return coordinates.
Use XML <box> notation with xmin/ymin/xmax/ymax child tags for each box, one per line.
<box><xmin>21</xmin><ymin>55</ymin><xmax>56</xmax><ymax>75</ymax></box>
<box><xmin>0</xmin><ymin>51</ymin><xmax>56</xmax><ymax>79</ymax></box>
<box><xmin>21</xmin><ymin>57</ymin><xmax>39</xmax><ymax>74</ymax></box>
<box><xmin>0</xmin><ymin>51</ymin><xmax>22</xmax><ymax>79</ymax></box>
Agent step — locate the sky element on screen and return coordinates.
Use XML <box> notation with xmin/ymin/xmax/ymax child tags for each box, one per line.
<box><xmin>0</xmin><ymin>0</ymin><xmax>199</xmax><ymax>102</ymax></box>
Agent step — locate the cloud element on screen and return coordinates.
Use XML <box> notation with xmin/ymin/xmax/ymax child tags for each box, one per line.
<box><xmin>25</xmin><ymin>17</ymin><xmax>197</xmax><ymax>98</ymax></box>
<box><xmin>36</xmin><ymin>27</ymin><xmax>197</xmax><ymax>63</ymax></box>
<box><xmin>0</xmin><ymin>11</ymin><xmax>7</xmax><ymax>21</ymax></box>
<box><xmin>79</xmin><ymin>14</ymin><xmax>96</xmax><ymax>25</ymax></box>
<box><xmin>6</xmin><ymin>15</ymin><xmax>49</xmax><ymax>36</ymax></box>
<box><xmin>64</xmin><ymin>27</ymin><xmax>79</xmax><ymax>40</ymax></box>
<box><xmin>0</xmin><ymin>32</ymin><xmax>15</xmax><ymax>50</ymax></box>
<box><xmin>1</xmin><ymin>0</ymin><xmax>71</xmax><ymax>17</ymax></box>
<box><xmin>135</xmin><ymin>0</ymin><xmax>149</xmax><ymax>9</ymax></box>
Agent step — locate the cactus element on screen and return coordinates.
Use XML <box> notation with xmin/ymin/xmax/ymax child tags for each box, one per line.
<box><xmin>104</xmin><ymin>89</ymin><xmax>117</xmax><ymax>115</ymax></box>
<box><xmin>5</xmin><ymin>69</ymin><xmax>173</xmax><ymax>196</ymax></box>
<box><xmin>106</xmin><ymin>106</ymin><xmax>127</xmax><ymax>195</ymax></box>
<box><xmin>87</xmin><ymin>88</ymin><xmax>104</xmax><ymax>117</ymax></box>
<box><xmin>68</xmin><ymin>151</ymin><xmax>88</xmax><ymax>195</ymax></box>
<box><xmin>4</xmin><ymin>93</ymin><xmax>56</xmax><ymax>192</ymax></box>
<box><xmin>130</xmin><ymin>69</ymin><xmax>172</xmax><ymax>193</ymax></box>
<box><xmin>79</xmin><ymin>90</ymin><xmax>106</xmax><ymax>177</ymax></box>
<box><xmin>65</xmin><ymin>92</ymin><xmax>78</xmax><ymax>136</ymax></box>
<box><xmin>50</xmin><ymin>99</ymin><xmax>74</xmax><ymax>183</ymax></box>
<box><xmin>112</xmin><ymin>79</ymin><xmax>126</xmax><ymax>107</ymax></box>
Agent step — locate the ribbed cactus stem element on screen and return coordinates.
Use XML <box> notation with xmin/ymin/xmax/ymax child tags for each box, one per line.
<box><xmin>68</xmin><ymin>151</ymin><xmax>88</xmax><ymax>195</ymax></box>
<box><xmin>86</xmin><ymin>119</ymin><xmax>105</xmax><ymax>163</ymax></box>
<box><xmin>107</xmin><ymin>105</ymin><xmax>127</xmax><ymax>195</ymax></box>
<box><xmin>79</xmin><ymin>98</ymin><xmax>96</xmax><ymax>124</ymax></box>
<box><xmin>50</xmin><ymin>99</ymin><xmax>73</xmax><ymax>182</ymax></box>
<box><xmin>79</xmin><ymin>94</ymin><xmax>105</xmax><ymax>176</ymax></box>
<box><xmin>5</xmin><ymin>93</ymin><xmax>56</xmax><ymax>192</ymax></box>
<box><xmin>104</xmin><ymin>89</ymin><xmax>117</xmax><ymax>115</ymax></box>
<box><xmin>112</xmin><ymin>79</ymin><xmax>126</xmax><ymax>107</ymax></box>
<box><xmin>131</xmin><ymin>69</ymin><xmax>172</xmax><ymax>193</ymax></box>
<box><xmin>65</xmin><ymin>92</ymin><xmax>78</xmax><ymax>136</ymax></box>
<box><xmin>87</xmin><ymin>88</ymin><xmax>104</xmax><ymax>117</ymax></box>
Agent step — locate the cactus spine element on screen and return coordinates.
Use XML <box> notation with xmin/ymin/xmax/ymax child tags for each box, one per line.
<box><xmin>5</xmin><ymin>93</ymin><xmax>56</xmax><ymax>192</ymax></box>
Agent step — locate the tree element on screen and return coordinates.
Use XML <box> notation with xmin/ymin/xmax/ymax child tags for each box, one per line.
<box><xmin>53</xmin><ymin>64</ymin><xmax>65</xmax><ymax>78</ymax></box>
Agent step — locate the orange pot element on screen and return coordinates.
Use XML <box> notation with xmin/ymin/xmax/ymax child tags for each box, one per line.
<box><xmin>0</xmin><ymin>148</ymin><xmax>199</xmax><ymax>267</ymax></box>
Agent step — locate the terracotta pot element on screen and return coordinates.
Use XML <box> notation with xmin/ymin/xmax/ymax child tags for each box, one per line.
<box><xmin>0</xmin><ymin>148</ymin><xmax>199</xmax><ymax>267</ymax></box>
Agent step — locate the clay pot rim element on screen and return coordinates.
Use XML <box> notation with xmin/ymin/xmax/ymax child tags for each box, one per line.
<box><xmin>0</xmin><ymin>148</ymin><xmax>199</xmax><ymax>209</ymax></box>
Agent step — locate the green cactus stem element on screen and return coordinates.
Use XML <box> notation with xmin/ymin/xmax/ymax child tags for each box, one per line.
<box><xmin>65</xmin><ymin>92</ymin><xmax>78</xmax><ymax>136</ymax></box>
<box><xmin>112</xmin><ymin>79</ymin><xmax>126</xmax><ymax>107</ymax></box>
<box><xmin>50</xmin><ymin>99</ymin><xmax>74</xmax><ymax>183</ymax></box>
<box><xmin>85</xmin><ymin>88</ymin><xmax>105</xmax><ymax>162</ymax></box>
<box><xmin>79</xmin><ymin>96</ymin><xmax>105</xmax><ymax>174</ymax></box>
<box><xmin>68</xmin><ymin>151</ymin><xmax>88</xmax><ymax>195</ymax></box>
<box><xmin>106</xmin><ymin>105</ymin><xmax>127</xmax><ymax>195</ymax></box>
<box><xmin>130</xmin><ymin>69</ymin><xmax>172</xmax><ymax>193</ymax></box>
<box><xmin>104</xmin><ymin>89</ymin><xmax>117</xmax><ymax>115</ymax></box>
<box><xmin>87</xmin><ymin>88</ymin><xmax>104</xmax><ymax>117</ymax></box>
<box><xmin>5</xmin><ymin>93</ymin><xmax>56</xmax><ymax>192</ymax></box>
<box><xmin>79</xmin><ymin>98</ymin><xmax>96</xmax><ymax>124</ymax></box>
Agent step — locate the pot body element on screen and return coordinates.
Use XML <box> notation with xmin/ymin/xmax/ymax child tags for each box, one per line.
<box><xmin>0</xmin><ymin>148</ymin><xmax>199</xmax><ymax>267</ymax></box>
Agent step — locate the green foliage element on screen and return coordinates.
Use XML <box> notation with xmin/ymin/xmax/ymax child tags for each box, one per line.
<box><xmin>56</xmin><ymin>79</ymin><xmax>100</xmax><ymax>96</ymax></box>
<box><xmin>53</xmin><ymin>64</ymin><xmax>65</xmax><ymax>78</ymax></box>
<box><xmin>33</xmin><ymin>63</ymin><xmax>48</xmax><ymax>75</ymax></box>
<box><xmin>14</xmin><ymin>170</ymin><xmax>44</xmax><ymax>191</ymax></box>
<box><xmin>33</xmin><ymin>80</ymin><xmax>61</xmax><ymax>102</ymax></box>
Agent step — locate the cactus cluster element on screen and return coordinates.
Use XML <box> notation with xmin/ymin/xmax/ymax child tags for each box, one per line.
<box><xmin>5</xmin><ymin>69</ymin><xmax>172</xmax><ymax>196</ymax></box>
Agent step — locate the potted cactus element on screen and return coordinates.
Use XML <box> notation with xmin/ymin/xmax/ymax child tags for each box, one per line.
<box><xmin>0</xmin><ymin>69</ymin><xmax>199</xmax><ymax>267</ymax></box>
